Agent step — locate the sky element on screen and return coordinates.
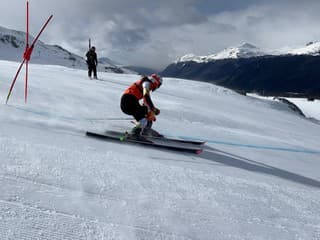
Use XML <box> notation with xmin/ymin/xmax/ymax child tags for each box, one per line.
<box><xmin>1</xmin><ymin>0</ymin><xmax>320</xmax><ymax>69</ymax></box>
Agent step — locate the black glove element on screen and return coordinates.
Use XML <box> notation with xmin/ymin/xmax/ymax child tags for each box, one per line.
<box><xmin>152</xmin><ymin>107</ymin><xmax>160</xmax><ymax>115</ymax></box>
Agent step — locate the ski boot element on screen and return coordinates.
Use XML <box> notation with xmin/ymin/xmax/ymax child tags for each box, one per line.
<box><xmin>140</xmin><ymin>120</ymin><xmax>152</xmax><ymax>136</ymax></box>
<box><xmin>128</xmin><ymin>118</ymin><xmax>148</xmax><ymax>140</ymax></box>
<box><xmin>130</xmin><ymin>125</ymin><xmax>142</xmax><ymax>137</ymax></box>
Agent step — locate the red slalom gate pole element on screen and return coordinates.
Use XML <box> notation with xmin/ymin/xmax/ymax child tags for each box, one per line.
<box><xmin>5</xmin><ymin>0</ymin><xmax>53</xmax><ymax>104</ymax></box>
<box><xmin>25</xmin><ymin>0</ymin><xmax>29</xmax><ymax>103</ymax></box>
<box><xmin>23</xmin><ymin>14</ymin><xmax>53</xmax><ymax>103</ymax></box>
<box><xmin>26</xmin><ymin>1</ymin><xmax>29</xmax><ymax>46</ymax></box>
<box><xmin>25</xmin><ymin>60</ymin><xmax>29</xmax><ymax>103</ymax></box>
<box><xmin>6</xmin><ymin>59</ymin><xmax>27</xmax><ymax>104</ymax></box>
<box><xmin>29</xmin><ymin>15</ymin><xmax>53</xmax><ymax>49</ymax></box>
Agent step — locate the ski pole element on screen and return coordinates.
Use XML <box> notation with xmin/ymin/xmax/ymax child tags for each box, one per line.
<box><xmin>85</xmin><ymin>117</ymin><xmax>134</xmax><ymax>121</ymax></box>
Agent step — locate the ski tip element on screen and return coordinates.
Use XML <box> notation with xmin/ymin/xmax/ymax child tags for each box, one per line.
<box><xmin>119</xmin><ymin>131</ymin><xmax>130</xmax><ymax>141</ymax></box>
<box><xmin>195</xmin><ymin>149</ymin><xmax>203</xmax><ymax>154</ymax></box>
<box><xmin>192</xmin><ymin>139</ymin><xmax>206</xmax><ymax>145</ymax></box>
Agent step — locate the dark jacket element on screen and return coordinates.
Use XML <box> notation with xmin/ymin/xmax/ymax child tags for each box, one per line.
<box><xmin>86</xmin><ymin>49</ymin><xmax>98</xmax><ymax>66</ymax></box>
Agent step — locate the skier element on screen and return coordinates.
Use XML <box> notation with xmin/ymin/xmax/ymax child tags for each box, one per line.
<box><xmin>120</xmin><ymin>74</ymin><xmax>163</xmax><ymax>136</ymax></box>
<box><xmin>86</xmin><ymin>46</ymin><xmax>98</xmax><ymax>79</ymax></box>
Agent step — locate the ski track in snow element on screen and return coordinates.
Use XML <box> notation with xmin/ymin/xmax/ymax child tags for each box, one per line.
<box><xmin>0</xmin><ymin>60</ymin><xmax>320</xmax><ymax>239</ymax></box>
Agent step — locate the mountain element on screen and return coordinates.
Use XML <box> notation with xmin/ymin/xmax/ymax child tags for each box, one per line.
<box><xmin>123</xmin><ymin>66</ymin><xmax>158</xmax><ymax>75</ymax></box>
<box><xmin>162</xmin><ymin>42</ymin><xmax>320</xmax><ymax>98</ymax></box>
<box><xmin>97</xmin><ymin>57</ymin><xmax>135</xmax><ymax>74</ymax></box>
<box><xmin>0</xmin><ymin>25</ymin><xmax>86</xmax><ymax>68</ymax></box>
<box><xmin>98</xmin><ymin>57</ymin><xmax>120</xmax><ymax>66</ymax></box>
<box><xmin>98</xmin><ymin>57</ymin><xmax>158</xmax><ymax>75</ymax></box>
<box><xmin>286</xmin><ymin>41</ymin><xmax>320</xmax><ymax>56</ymax></box>
<box><xmin>0</xmin><ymin>25</ymin><xmax>133</xmax><ymax>74</ymax></box>
<box><xmin>0</xmin><ymin>60</ymin><xmax>319</xmax><ymax>239</ymax></box>
<box><xmin>176</xmin><ymin>43</ymin><xmax>267</xmax><ymax>63</ymax></box>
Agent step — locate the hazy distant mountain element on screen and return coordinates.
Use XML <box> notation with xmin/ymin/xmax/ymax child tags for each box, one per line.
<box><xmin>98</xmin><ymin>57</ymin><xmax>120</xmax><ymax>66</ymax></box>
<box><xmin>0</xmin><ymin>25</ymin><xmax>134</xmax><ymax>74</ymax></box>
<box><xmin>123</xmin><ymin>66</ymin><xmax>158</xmax><ymax>76</ymax></box>
<box><xmin>162</xmin><ymin>42</ymin><xmax>320</xmax><ymax>97</ymax></box>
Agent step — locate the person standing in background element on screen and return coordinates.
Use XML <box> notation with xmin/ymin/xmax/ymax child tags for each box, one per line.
<box><xmin>86</xmin><ymin>46</ymin><xmax>98</xmax><ymax>79</ymax></box>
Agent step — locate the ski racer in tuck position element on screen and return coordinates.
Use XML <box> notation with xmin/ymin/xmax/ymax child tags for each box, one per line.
<box><xmin>120</xmin><ymin>74</ymin><xmax>162</xmax><ymax>137</ymax></box>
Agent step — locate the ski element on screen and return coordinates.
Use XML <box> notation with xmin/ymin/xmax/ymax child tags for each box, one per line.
<box><xmin>128</xmin><ymin>121</ymin><xmax>205</xmax><ymax>145</ymax></box>
<box><xmin>86</xmin><ymin>131</ymin><xmax>203</xmax><ymax>154</ymax></box>
<box><xmin>106</xmin><ymin>130</ymin><xmax>205</xmax><ymax>145</ymax></box>
<box><xmin>141</xmin><ymin>133</ymin><xmax>205</xmax><ymax>145</ymax></box>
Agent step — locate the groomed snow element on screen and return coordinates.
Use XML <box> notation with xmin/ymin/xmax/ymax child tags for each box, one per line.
<box><xmin>286</xmin><ymin>98</ymin><xmax>320</xmax><ymax>120</ymax></box>
<box><xmin>0</xmin><ymin>60</ymin><xmax>319</xmax><ymax>239</ymax></box>
<box><xmin>247</xmin><ymin>93</ymin><xmax>320</xmax><ymax>122</ymax></box>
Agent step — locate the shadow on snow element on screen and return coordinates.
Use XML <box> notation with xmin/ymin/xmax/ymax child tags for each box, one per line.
<box><xmin>198</xmin><ymin>146</ymin><xmax>320</xmax><ymax>189</ymax></box>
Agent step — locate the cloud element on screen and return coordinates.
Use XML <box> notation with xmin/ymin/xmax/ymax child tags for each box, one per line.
<box><xmin>1</xmin><ymin>0</ymin><xmax>320</xmax><ymax>69</ymax></box>
<box><xmin>109</xmin><ymin>27</ymin><xmax>150</xmax><ymax>51</ymax></box>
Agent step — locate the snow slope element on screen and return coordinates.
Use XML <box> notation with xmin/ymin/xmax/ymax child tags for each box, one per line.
<box><xmin>247</xmin><ymin>93</ymin><xmax>320</xmax><ymax>122</ymax></box>
<box><xmin>286</xmin><ymin>98</ymin><xmax>320</xmax><ymax>120</ymax></box>
<box><xmin>0</xmin><ymin>60</ymin><xmax>320</xmax><ymax>239</ymax></box>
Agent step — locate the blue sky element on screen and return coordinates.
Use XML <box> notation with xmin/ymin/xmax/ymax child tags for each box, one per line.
<box><xmin>1</xmin><ymin>0</ymin><xmax>320</xmax><ymax>69</ymax></box>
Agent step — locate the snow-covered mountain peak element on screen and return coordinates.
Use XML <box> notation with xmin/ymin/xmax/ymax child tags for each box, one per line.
<box><xmin>239</xmin><ymin>42</ymin><xmax>257</xmax><ymax>49</ymax></box>
<box><xmin>212</xmin><ymin>42</ymin><xmax>265</xmax><ymax>59</ymax></box>
<box><xmin>176</xmin><ymin>42</ymin><xmax>266</xmax><ymax>63</ymax></box>
<box><xmin>177</xmin><ymin>53</ymin><xmax>204</xmax><ymax>63</ymax></box>
<box><xmin>287</xmin><ymin>41</ymin><xmax>320</xmax><ymax>56</ymax></box>
<box><xmin>0</xmin><ymin>25</ymin><xmax>86</xmax><ymax>68</ymax></box>
<box><xmin>0</xmin><ymin>25</ymin><xmax>28</xmax><ymax>50</ymax></box>
<box><xmin>0</xmin><ymin>25</ymin><xmax>134</xmax><ymax>73</ymax></box>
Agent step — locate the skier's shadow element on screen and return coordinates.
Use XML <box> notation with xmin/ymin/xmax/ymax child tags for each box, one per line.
<box><xmin>200</xmin><ymin>146</ymin><xmax>320</xmax><ymax>189</ymax></box>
